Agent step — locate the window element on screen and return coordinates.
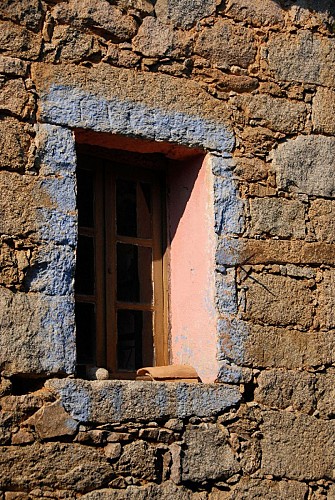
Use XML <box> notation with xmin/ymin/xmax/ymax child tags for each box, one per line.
<box><xmin>75</xmin><ymin>148</ymin><xmax>168</xmax><ymax>379</ymax></box>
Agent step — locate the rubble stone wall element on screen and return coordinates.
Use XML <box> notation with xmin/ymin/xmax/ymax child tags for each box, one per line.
<box><xmin>1</xmin><ymin>0</ymin><xmax>335</xmax><ymax>497</ymax></box>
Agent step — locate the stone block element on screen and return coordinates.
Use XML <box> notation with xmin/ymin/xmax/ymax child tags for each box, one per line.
<box><xmin>45</xmin><ymin>379</ymin><xmax>241</xmax><ymax>423</ymax></box>
<box><xmin>1</xmin><ymin>388</ymin><xmax>54</xmax><ymax>421</ymax></box>
<box><xmin>82</xmin><ymin>481</ymin><xmax>200</xmax><ymax>499</ymax></box>
<box><xmin>216</xmin><ymin>237</ymin><xmax>335</xmax><ymax>267</ymax></box>
<box><xmin>30</xmin><ymin>401</ymin><xmax>78</xmax><ymax>439</ymax></box>
<box><xmin>104</xmin><ymin>443</ymin><xmax>122</xmax><ymax>460</ymax></box>
<box><xmin>249</xmin><ymin>198</ymin><xmax>306</xmax><ymax>239</ymax></box>
<box><xmin>234</xmin><ymin>94</ymin><xmax>307</xmax><ymax>134</ymax></box>
<box><xmin>244</xmin><ymin>274</ymin><xmax>313</xmax><ymax>328</ymax></box>
<box><xmin>267</xmin><ymin>31</ymin><xmax>335</xmax><ymax>87</ymax></box>
<box><xmin>287</xmin><ymin>1</ymin><xmax>335</xmax><ymax>31</ymax></box>
<box><xmin>312</xmin><ymin>87</ymin><xmax>335</xmax><ymax>135</ymax></box>
<box><xmin>217</xmin><ymin>316</ymin><xmax>249</xmax><ymax>365</ymax></box>
<box><xmin>0</xmin><ymin>240</ymin><xmax>22</xmax><ymax>288</ymax></box>
<box><xmin>116</xmin><ymin>440</ymin><xmax>157</xmax><ymax>480</ymax></box>
<box><xmin>0</xmin><ymin>117</ymin><xmax>31</xmax><ymax>172</ymax></box>
<box><xmin>261</xmin><ymin>410</ymin><xmax>335</xmax><ymax>480</ymax></box>
<box><xmin>225</xmin><ymin>0</ymin><xmax>285</xmax><ymax>27</ymax></box>
<box><xmin>0</xmin><ymin>288</ymin><xmax>75</xmax><ymax>376</ymax></box>
<box><xmin>0</xmin><ymin>443</ymin><xmax>113</xmax><ymax>491</ymax></box>
<box><xmin>226</xmin><ymin>478</ymin><xmax>308</xmax><ymax>500</ymax></box>
<box><xmin>285</xmin><ymin>264</ymin><xmax>315</xmax><ymax>279</ymax></box>
<box><xmin>195</xmin><ymin>19</ymin><xmax>256</xmax><ymax>69</ymax></box>
<box><xmin>200</xmin><ymin>69</ymin><xmax>258</xmax><ymax>94</ymax></box>
<box><xmin>53</xmin><ymin>0</ymin><xmax>138</xmax><ymax>42</ymax></box>
<box><xmin>24</xmin><ymin>243</ymin><xmax>75</xmax><ymax>296</ymax></box>
<box><xmin>216</xmin><ymin>268</ymin><xmax>237</xmax><ymax>315</ymax></box>
<box><xmin>255</xmin><ymin>369</ymin><xmax>316</xmax><ymax>414</ymax></box>
<box><xmin>11</xmin><ymin>429</ymin><xmax>34</xmax><ymax>445</ymax></box>
<box><xmin>309</xmin><ymin>199</ymin><xmax>335</xmax><ymax>243</ymax></box>
<box><xmin>35</xmin><ymin>124</ymin><xmax>76</xmax><ymax>176</ymax></box>
<box><xmin>116</xmin><ymin>0</ymin><xmax>154</xmax><ymax>16</ymax></box>
<box><xmin>234</xmin><ymin>157</ymin><xmax>270</xmax><ymax>183</ymax></box>
<box><xmin>155</xmin><ymin>0</ymin><xmax>216</xmax><ymax>28</ymax></box>
<box><xmin>0</xmin><ymin>21</ymin><xmax>41</xmax><ymax>60</ymax></box>
<box><xmin>214</xmin><ymin>172</ymin><xmax>245</xmax><ymax>236</ymax></box>
<box><xmin>169</xmin><ymin>442</ymin><xmax>181</xmax><ymax>484</ymax></box>
<box><xmin>316</xmin><ymin>371</ymin><xmax>335</xmax><ymax>418</ymax></box>
<box><xmin>48</xmin><ymin>25</ymin><xmax>104</xmax><ymax>64</ymax></box>
<box><xmin>32</xmin><ymin>62</ymin><xmax>234</xmax><ymax>152</ymax></box>
<box><xmin>244</xmin><ymin>323</ymin><xmax>335</xmax><ymax>369</ymax></box>
<box><xmin>0</xmin><ymin>79</ymin><xmax>29</xmax><ymax>117</ymax></box>
<box><xmin>5</xmin><ymin>493</ymin><xmax>29</xmax><ymax>500</ymax></box>
<box><xmin>272</xmin><ymin>135</ymin><xmax>335</xmax><ymax>197</ymax></box>
<box><xmin>0</xmin><ymin>171</ymin><xmax>76</xmax><ymax>245</ymax></box>
<box><xmin>132</xmin><ymin>17</ymin><xmax>191</xmax><ymax>58</ymax></box>
<box><xmin>315</xmin><ymin>269</ymin><xmax>335</xmax><ymax>329</ymax></box>
<box><xmin>182</xmin><ymin>424</ymin><xmax>239</xmax><ymax>482</ymax></box>
<box><xmin>0</xmin><ymin>0</ymin><xmax>44</xmax><ymax>32</ymax></box>
<box><xmin>0</xmin><ymin>55</ymin><xmax>28</xmax><ymax>77</ymax></box>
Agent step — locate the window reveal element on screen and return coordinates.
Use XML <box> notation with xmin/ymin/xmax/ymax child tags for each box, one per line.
<box><xmin>75</xmin><ymin>152</ymin><xmax>167</xmax><ymax>378</ymax></box>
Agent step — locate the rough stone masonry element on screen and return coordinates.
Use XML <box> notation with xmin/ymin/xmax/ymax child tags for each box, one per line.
<box><xmin>1</xmin><ymin>0</ymin><xmax>335</xmax><ymax>498</ymax></box>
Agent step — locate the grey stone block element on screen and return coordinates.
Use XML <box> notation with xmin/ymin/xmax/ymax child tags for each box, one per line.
<box><xmin>267</xmin><ymin>31</ymin><xmax>335</xmax><ymax>87</ymax></box>
<box><xmin>45</xmin><ymin>379</ymin><xmax>242</xmax><ymax>423</ymax></box>
<box><xmin>272</xmin><ymin>135</ymin><xmax>335</xmax><ymax>197</ymax></box>
<box><xmin>0</xmin><ymin>288</ymin><xmax>75</xmax><ymax>376</ymax></box>
<box><xmin>182</xmin><ymin>424</ymin><xmax>239</xmax><ymax>482</ymax></box>
<box><xmin>155</xmin><ymin>0</ymin><xmax>216</xmax><ymax>28</ymax></box>
<box><xmin>261</xmin><ymin>410</ymin><xmax>335</xmax><ymax>480</ymax></box>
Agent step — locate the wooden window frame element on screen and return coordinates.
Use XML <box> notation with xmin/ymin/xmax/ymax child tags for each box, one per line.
<box><xmin>75</xmin><ymin>147</ymin><xmax>168</xmax><ymax>379</ymax></box>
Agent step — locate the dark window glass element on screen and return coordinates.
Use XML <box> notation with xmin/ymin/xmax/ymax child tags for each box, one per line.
<box><xmin>137</xmin><ymin>182</ymin><xmax>152</xmax><ymax>238</ymax></box>
<box><xmin>77</xmin><ymin>168</ymin><xmax>94</xmax><ymax>228</ymax></box>
<box><xmin>116</xmin><ymin>243</ymin><xmax>152</xmax><ymax>303</ymax></box>
<box><xmin>116</xmin><ymin>179</ymin><xmax>137</xmax><ymax>237</ymax></box>
<box><xmin>117</xmin><ymin>310</ymin><xmax>153</xmax><ymax>370</ymax></box>
<box><xmin>75</xmin><ymin>235</ymin><xmax>95</xmax><ymax>295</ymax></box>
<box><xmin>76</xmin><ymin>302</ymin><xmax>96</xmax><ymax>365</ymax></box>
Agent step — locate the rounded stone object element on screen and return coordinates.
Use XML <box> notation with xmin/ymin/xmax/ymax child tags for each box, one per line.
<box><xmin>87</xmin><ymin>367</ymin><xmax>110</xmax><ymax>380</ymax></box>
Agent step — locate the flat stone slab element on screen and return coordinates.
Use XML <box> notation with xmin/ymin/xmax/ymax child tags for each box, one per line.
<box><xmin>31</xmin><ymin>63</ymin><xmax>234</xmax><ymax>152</ymax></box>
<box><xmin>45</xmin><ymin>379</ymin><xmax>242</xmax><ymax>423</ymax></box>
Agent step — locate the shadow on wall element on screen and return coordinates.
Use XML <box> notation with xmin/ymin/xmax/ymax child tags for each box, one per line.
<box><xmin>274</xmin><ymin>0</ymin><xmax>335</xmax><ymax>16</ymax></box>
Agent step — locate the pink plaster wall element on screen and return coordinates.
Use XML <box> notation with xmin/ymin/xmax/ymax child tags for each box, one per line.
<box><xmin>168</xmin><ymin>155</ymin><xmax>218</xmax><ymax>383</ymax></box>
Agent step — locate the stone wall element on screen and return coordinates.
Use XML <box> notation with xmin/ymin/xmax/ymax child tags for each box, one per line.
<box><xmin>1</xmin><ymin>0</ymin><xmax>335</xmax><ymax>498</ymax></box>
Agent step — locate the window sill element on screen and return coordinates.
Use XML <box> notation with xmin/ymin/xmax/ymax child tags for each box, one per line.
<box><xmin>45</xmin><ymin>378</ymin><xmax>241</xmax><ymax>423</ymax></box>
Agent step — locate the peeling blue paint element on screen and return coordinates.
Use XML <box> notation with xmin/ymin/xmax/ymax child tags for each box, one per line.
<box><xmin>45</xmin><ymin>379</ymin><xmax>242</xmax><ymax>423</ymax></box>
<box><xmin>217</xmin><ymin>316</ymin><xmax>249</xmax><ymax>365</ymax></box>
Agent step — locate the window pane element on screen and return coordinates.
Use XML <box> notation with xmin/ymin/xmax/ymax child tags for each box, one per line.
<box><xmin>137</xmin><ymin>182</ymin><xmax>152</xmax><ymax>238</ymax></box>
<box><xmin>76</xmin><ymin>302</ymin><xmax>96</xmax><ymax>365</ymax></box>
<box><xmin>77</xmin><ymin>168</ymin><xmax>94</xmax><ymax>228</ymax></box>
<box><xmin>116</xmin><ymin>179</ymin><xmax>137</xmax><ymax>237</ymax></box>
<box><xmin>117</xmin><ymin>309</ymin><xmax>153</xmax><ymax>371</ymax></box>
<box><xmin>116</xmin><ymin>179</ymin><xmax>153</xmax><ymax>238</ymax></box>
<box><xmin>75</xmin><ymin>235</ymin><xmax>95</xmax><ymax>295</ymax></box>
<box><xmin>117</xmin><ymin>243</ymin><xmax>152</xmax><ymax>304</ymax></box>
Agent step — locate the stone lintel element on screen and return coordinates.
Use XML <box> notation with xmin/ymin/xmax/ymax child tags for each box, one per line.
<box><xmin>31</xmin><ymin>63</ymin><xmax>234</xmax><ymax>152</ymax></box>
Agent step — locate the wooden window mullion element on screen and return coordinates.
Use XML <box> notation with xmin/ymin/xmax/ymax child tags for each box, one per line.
<box><xmin>105</xmin><ymin>167</ymin><xmax>117</xmax><ymax>374</ymax></box>
<box><xmin>95</xmin><ymin>165</ymin><xmax>106</xmax><ymax>368</ymax></box>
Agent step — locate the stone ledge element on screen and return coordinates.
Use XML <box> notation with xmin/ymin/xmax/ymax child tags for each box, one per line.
<box><xmin>45</xmin><ymin>379</ymin><xmax>242</xmax><ymax>423</ymax></box>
